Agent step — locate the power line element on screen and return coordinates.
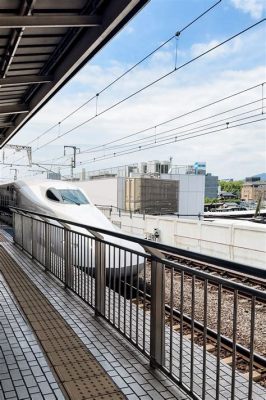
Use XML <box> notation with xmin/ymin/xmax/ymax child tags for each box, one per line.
<box><xmin>37</xmin><ymin>83</ymin><xmax>265</xmax><ymax>165</ymax></box>
<box><xmin>27</xmin><ymin>11</ymin><xmax>266</xmax><ymax>159</ymax></box>
<box><xmin>3</xmin><ymin>0</ymin><xmax>223</xmax><ymax>170</ymax></box>
<box><xmin>17</xmin><ymin>85</ymin><xmax>265</xmax><ymax>173</ymax></box>
<box><xmin>21</xmin><ymin>0</ymin><xmax>222</xmax><ymax>149</ymax></box>
<box><xmin>80</xmin><ymin>84</ymin><xmax>265</xmax><ymax>154</ymax></box>
<box><xmin>3</xmin><ymin>17</ymin><xmax>265</xmax><ymax>179</ymax></box>
<box><xmin>32</xmin><ymin>18</ymin><xmax>265</xmax><ymax>155</ymax></box>
<box><xmin>58</xmin><ymin>116</ymin><xmax>265</xmax><ymax>167</ymax></box>
<box><xmin>79</xmin><ymin>101</ymin><xmax>264</xmax><ymax>155</ymax></box>
<box><xmin>6</xmin><ymin>16</ymin><xmax>265</xmax><ymax>174</ymax></box>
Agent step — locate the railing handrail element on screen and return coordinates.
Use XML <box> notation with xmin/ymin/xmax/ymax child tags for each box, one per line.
<box><xmin>96</xmin><ymin>203</ymin><xmax>203</xmax><ymax>217</ymax></box>
<box><xmin>10</xmin><ymin>206</ymin><xmax>266</xmax><ymax>281</ymax></box>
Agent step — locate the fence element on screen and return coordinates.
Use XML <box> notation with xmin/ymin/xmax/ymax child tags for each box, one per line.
<box><xmin>12</xmin><ymin>207</ymin><xmax>266</xmax><ymax>400</ymax></box>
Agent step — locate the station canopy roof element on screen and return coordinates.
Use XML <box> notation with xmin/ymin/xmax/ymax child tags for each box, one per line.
<box><xmin>0</xmin><ymin>0</ymin><xmax>148</xmax><ymax>148</ymax></box>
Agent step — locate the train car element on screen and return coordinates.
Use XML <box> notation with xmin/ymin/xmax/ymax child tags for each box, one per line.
<box><xmin>0</xmin><ymin>179</ymin><xmax>144</xmax><ymax>278</ymax></box>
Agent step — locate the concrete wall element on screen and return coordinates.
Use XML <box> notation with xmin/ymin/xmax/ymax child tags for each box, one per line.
<box><xmin>161</xmin><ymin>174</ymin><xmax>205</xmax><ymax>217</ymax></box>
<box><xmin>101</xmin><ymin>209</ymin><xmax>266</xmax><ymax>269</ymax></box>
<box><xmin>78</xmin><ymin>178</ymin><xmax>118</xmax><ymax>207</ymax></box>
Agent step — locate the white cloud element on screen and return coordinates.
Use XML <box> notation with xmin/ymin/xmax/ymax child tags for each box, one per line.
<box><xmin>230</xmin><ymin>0</ymin><xmax>266</xmax><ymax>19</ymax></box>
<box><xmin>190</xmin><ymin>36</ymin><xmax>243</xmax><ymax>59</ymax></box>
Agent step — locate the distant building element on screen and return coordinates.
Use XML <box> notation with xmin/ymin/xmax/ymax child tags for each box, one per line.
<box><xmin>125</xmin><ymin>177</ymin><xmax>178</xmax><ymax>214</ymax></box>
<box><xmin>161</xmin><ymin>173</ymin><xmax>205</xmax><ymax>217</ymax></box>
<box><xmin>76</xmin><ymin>160</ymin><xmax>207</xmax><ymax>218</ymax></box>
<box><xmin>219</xmin><ymin>191</ymin><xmax>237</xmax><ymax>199</ymax></box>
<box><xmin>193</xmin><ymin>161</ymin><xmax>206</xmax><ymax>175</ymax></box>
<box><xmin>47</xmin><ymin>172</ymin><xmax>61</xmax><ymax>180</ymax></box>
<box><xmin>78</xmin><ymin>173</ymin><xmax>205</xmax><ymax>218</ymax></box>
<box><xmin>241</xmin><ymin>181</ymin><xmax>266</xmax><ymax>201</ymax></box>
<box><xmin>205</xmin><ymin>173</ymin><xmax>218</xmax><ymax>199</ymax></box>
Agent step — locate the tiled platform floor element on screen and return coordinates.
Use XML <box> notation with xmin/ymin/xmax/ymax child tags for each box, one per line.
<box><xmin>0</xmin><ymin>274</ymin><xmax>65</xmax><ymax>400</ymax></box>
<box><xmin>0</xmin><ymin>227</ymin><xmax>190</xmax><ymax>400</ymax></box>
<box><xmin>0</xmin><ymin>246</ymin><xmax>125</xmax><ymax>400</ymax></box>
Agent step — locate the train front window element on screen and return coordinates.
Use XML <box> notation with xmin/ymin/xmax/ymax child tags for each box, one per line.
<box><xmin>46</xmin><ymin>188</ymin><xmax>89</xmax><ymax>205</ymax></box>
<box><xmin>59</xmin><ymin>189</ymin><xmax>89</xmax><ymax>205</ymax></box>
<box><xmin>46</xmin><ymin>189</ymin><xmax>60</xmax><ymax>202</ymax></box>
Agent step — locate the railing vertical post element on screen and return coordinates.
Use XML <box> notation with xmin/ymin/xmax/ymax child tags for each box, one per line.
<box><xmin>145</xmin><ymin>247</ymin><xmax>165</xmax><ymax>368</ymax></box>
<box><xmin>21</xmin><ymin>214</ymin><xmax>24</xmax><ymax>250</ymax></box>
<box><xmin>31</xmin><ymin>217</ymin><xmax>34</xmax><ymax>258</ymax></box>
<box><xmin>45</xmin><ymin>222</ymin><xmax>50</xmax><ymax>272</ymax></box>
<box><xmin>95</xmin><ymin>240</ymin><xmax>106</xmax><ymax>316</ymax></box>
<box><xmin>64</xmin><ymin>227</ymin><xmax>71</xmax><ymax>289</ymax></box>
<box><xmin>13</xmin><ymin>212</ymin><xmax>16</xmax><ymax>243</ymax></box>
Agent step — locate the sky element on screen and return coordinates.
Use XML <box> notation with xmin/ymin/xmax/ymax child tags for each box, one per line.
<box><xmin>1</xmin><ymin>0</ymin><xmax>266</xmax><ymax>181</ymax></box>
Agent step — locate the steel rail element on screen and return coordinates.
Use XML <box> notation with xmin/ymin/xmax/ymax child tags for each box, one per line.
<box><xmin>163</xmin><ymin>252</ymin><xmax>266</xmax><ymax>287</ymax></box>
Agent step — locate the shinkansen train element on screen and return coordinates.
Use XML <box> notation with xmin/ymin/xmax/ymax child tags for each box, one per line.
<box><xmin>0</xmin><ymin>179</ymin><xmax>144</xmax><ymax>277</ymax></box>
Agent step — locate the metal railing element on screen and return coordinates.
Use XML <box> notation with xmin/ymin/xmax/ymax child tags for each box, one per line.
<box><xmin>11</xmin><ymin>207</ymin><xmax>266</xmax><ymax>400</ymax></box>
<box><xmin>0</xmin><ymin>195</ymin><xmax>15</xmax><ymax>208</ymax></box>
<box><xmin>96</xmin><ymin>204</ymin><xmax>203</xmax><ymax>220</ymax></box>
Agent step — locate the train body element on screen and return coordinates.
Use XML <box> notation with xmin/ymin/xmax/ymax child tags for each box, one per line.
<box><xmin>0</xmin><ymin>179</ymin><xmax>144</xmax><ymax>277</ymax></box>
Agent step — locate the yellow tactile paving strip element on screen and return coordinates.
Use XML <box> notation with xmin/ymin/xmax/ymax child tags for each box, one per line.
<box><xmin>0</xmin><ymin>246</ymin><xmax>125</xmax><ymax>400</ymax></box>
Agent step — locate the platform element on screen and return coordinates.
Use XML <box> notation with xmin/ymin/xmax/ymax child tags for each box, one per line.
<box><xmin>0</xmin><ymin>226</ymin><xmax>190</xmax><ymax>400</ymax></box>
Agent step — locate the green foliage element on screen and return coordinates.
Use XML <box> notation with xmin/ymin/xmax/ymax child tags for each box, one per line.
<box><xmin>205</xmin><ymin>197</ymin><xmax>219</xmax><ymax>204</ymax></box>
<box><xmin>219</xmin><ymin>180</ymin><xmax>243</xmax><ymax>195</ymax></box>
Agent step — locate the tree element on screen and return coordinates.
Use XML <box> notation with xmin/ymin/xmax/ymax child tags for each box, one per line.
<box><xmin>219</xmin><ymin>180</ymin><xmax>243</xmax><ymax>197</ymax></box>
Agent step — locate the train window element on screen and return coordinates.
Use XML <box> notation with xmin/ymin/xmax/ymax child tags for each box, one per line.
<box><xmin>59</xmin><ymin>189</ymin><xmax>89</xmax><ymax>205</ymax></box>
<box><xmin>46</xmin><ymin>189</ymin><xmax>60</xmax><ymax>202</ymax></box>
<box><xmin>46</xmin><ymin>188</ymin><xmax>89</xmax><ymax>205</ymax></box>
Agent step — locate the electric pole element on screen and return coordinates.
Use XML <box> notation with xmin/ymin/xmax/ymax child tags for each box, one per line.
<box><xmin>10</xmin><ymin>168</ymin><xmax>18</xmax><ymax>181</ymax></box>
<box><xmin>64</xmin><ymin>146</ymin><xmax>80</xmax><ymax>180</ymax></box>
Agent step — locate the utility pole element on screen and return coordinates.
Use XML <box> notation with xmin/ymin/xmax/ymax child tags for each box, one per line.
<box><xmin>64</xmin><ymin>146</ymin><xmax>80</xmax><ymax>180</ymax></box>
<box><xmin>10</xmin><ymin>168</ymin><xmax>18</xmax><ymax>181</ymax></box>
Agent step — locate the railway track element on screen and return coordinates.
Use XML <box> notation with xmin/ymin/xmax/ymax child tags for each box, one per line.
<box><xmin>130</xmin><ymin>253</ymin><xmax>266</xmax><ymax>386</ymax></box>
<box><xmin>163</xmin><ymin>251</ymin><xmax>266</xmax><ymax>286</ymax></box>
<box><xmin>162</xmin><ymin>251</ymin><xmax>266</xmax><ymax>298</ymax></box>
<box><xmin>132</xmin><ymin>290</ymin><xmax>266</xmax><ymax>387</ymax></box>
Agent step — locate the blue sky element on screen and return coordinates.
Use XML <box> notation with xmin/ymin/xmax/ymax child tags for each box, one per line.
<box><xmin>92</xmin><ymin>0</ymin><xmax>263</xmax><ymax>63</ymax></box>
<box><xmin>1</xmin><ymin>0</ymin><xmax>266</xmax><ymax>181</ymax></box>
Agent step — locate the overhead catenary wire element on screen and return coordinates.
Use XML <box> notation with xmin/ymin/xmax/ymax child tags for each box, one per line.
<box><xmin>3</xmin><ymin>0</ymin><xmax>223</xmax><ymax>169</ymax></box>
<box><xmin>7</xmin><ymin>113</ymin><xmax>264</xmax><ymax>178</ymax></box>
<box><xmin>2</xmin><ymin>16</ymin><xmax>265</xmax><ymax>179</ymax></box>
<box><xmin>56</xmin><ymin>116</ymin><xmax>265</xmax><ymax>168</ymax></box>
<box><xmin>20</xmin><ymin>0</ymin><xmax>222</xmax><ymax>149</ymax></box>
<box><xmin>77</xmin><ymin>101</ymin><xmax>265</xmax><ymax>155</ymax></box>
<box><xmin>3</xmin><ymin>106</ymin><xmax>262</xmax><ymax>169</ymax></box>
<box><xmin>35</xmin><ymin>83</ymin><xmax>265</xmax><ymax>165</ymax></box>
<box><xmin>6</xmin><ymin>17</ymin><xmax>265</xmax><ymax>174</ymax></box>
<box><xmin>30</xmin><ymin>18</ymin><xmax>265</xmax><ymax>156</ymax></box>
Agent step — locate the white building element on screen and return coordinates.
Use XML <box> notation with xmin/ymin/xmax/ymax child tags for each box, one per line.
<box><xmin>78</xmin><ymin>173</ymin><xmax>205</xmax><ymax>218</ymax></box>
<box><xmin>161</xmin><ymin>173</ymin><xmax>205</xmax><ymax>217</ymax></box>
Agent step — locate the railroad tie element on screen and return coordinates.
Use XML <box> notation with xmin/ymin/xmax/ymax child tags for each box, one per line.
<box><xmin>0</xmin><ymin>246</ymin><xmax>125</xmax><ymax>400</ymax></box>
